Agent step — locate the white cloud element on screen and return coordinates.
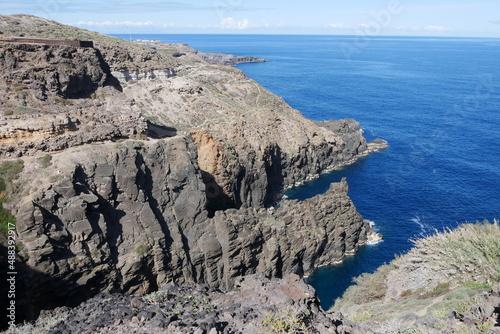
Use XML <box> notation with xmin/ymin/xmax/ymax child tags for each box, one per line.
<box><xmin>396</xmin><ymin>25</ymin><xmax>454</xmax><ymax>33</ymax></box>
<box><xmin>397</xmin><ymin>25</ymin><xmax>421</xmax><ymax>31</ymax></box>
<box><xmin>77</xmin><ymin>21</ymin><xmax>154</xmax><ymax>27</ymax></box>
<box><xmin>424</xmin><ymin>25</ymin><xmax>454</xmax><ymax>32</ymax></box>
<box><xmin>75</xmin><ymin>17</ymin><xmax>292</xmax><ymax>32</ymax></box>
<box><xmin>328</xmin><ymin>23</ymin><xmax>349</xmax><ymax>29</ymax></box>
<box><xmin>219</xmin><ymin>17</ymin><xmax>253</xmax><ymax>29</ymax></box>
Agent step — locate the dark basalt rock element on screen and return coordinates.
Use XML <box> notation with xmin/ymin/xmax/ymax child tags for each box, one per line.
<box><xmin>0</xmin><ymin>43</ymin><xmax>113</xmax><ymax>100</ymax></box>
<box><xmin>35</xmin><ymin>274</ymin><xmax>367</xmax><ymax>334</ymax></box>
<box><xmin>14</xmin><ymin>136</ymin><xmax>373</xmax><ymax>322</ymax></box>
<box><xmin>0</xmin><ymin>15</ymin><xmax>381</xmax><ymax>329</ymax></box>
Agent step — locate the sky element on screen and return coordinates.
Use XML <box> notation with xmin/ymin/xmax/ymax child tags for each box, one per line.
<box><xmin>1</xmin><ymin>0</ymin><xmax>500</xmax><ymax>37</ymax></box>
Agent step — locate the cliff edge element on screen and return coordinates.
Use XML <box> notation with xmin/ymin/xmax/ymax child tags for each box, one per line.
<box><xmin>332</xmin><ymin>221</ymin><xmax>500</xmax><ymax>333</ymax></box>
<box><xmin>0</xmin><ymin>14</ymin><xmax>387</xmax><ymax>326</ymax></box>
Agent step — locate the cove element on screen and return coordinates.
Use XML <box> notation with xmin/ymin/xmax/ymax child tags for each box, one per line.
<box><xmin>120</xmin><ymin>34</ymin><xmax>500</xmax><ymax>310</ymax></box>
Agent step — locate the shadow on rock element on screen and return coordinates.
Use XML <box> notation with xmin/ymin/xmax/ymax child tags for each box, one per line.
<box><xmin>0</xmin><ymin>243</ymin><xmax>88</xmax><ymax>330</ymax></box>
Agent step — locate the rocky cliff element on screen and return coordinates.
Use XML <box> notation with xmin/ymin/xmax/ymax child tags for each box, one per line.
<box><xmin>10</xmin><ymin>274</ymin><xmax>367</xmax><ymax>334</ymax></box>
<box><xmin>0</xmin><ymin>14</ymin><xmax>386</xmax><ymax>325</ymax></box>
<box><xmin>13</xmin><ymin>138</ymin><xmax>371</xmax><ymax>322</ymax></box>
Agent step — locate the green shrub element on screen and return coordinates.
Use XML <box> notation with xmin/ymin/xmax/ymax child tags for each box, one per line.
<box><xmin>54</xmin><ymin>97</ymin><xmax>73</xmax><ymax>106</ymax></box>
<box><xmin>424</xmin><ymin>287</ymin><xmax>485</xmax><ymax>320</ymax></box>
<box><xmin>347</xmin><ymin>311</ymin><xmax>374</xmax><ymax>323</ymax></box>
<box><xmin>0</xmin><ymin>160</ymin><xmax>24</xmax><ymax>183</ymax></box>
<box><xmin>262</xmin><ymin>308</ymin><xmax>311</xmax><ymax>334</ymax></box>
<box><xmin>0</xmin><ymin>160</ymin><xmax>24</xmax><ymax>198</ymax></box>
<box><xmin>143</xmin><ymin>291</ymin><xmax>169</xmax><ymax>305</ymax></box>
<box><xmin>135</xmin><ymin>244</ymin><xmax>150</xmax><ymax>257</ymax></box>
<box><xmin>426</xmin><ymin>282</ymin><xmax>451</xmax><ymax>298</ymax></box>
<box><xmin>0</xmin><ymin>199</ymin><xmax>16</xmax><ymax>234</ymax></box>
<box><xmin>462</xmin><ymin>281</ymin><xmax>492</xmax><ymax>289</ymax></box>
<box><xmin>4</xmin><ymin>313</ymin><xmax>67</xmax><ymax>334</ymax></box>
<box><xmin>430</xmin><ymin>308</ymin><xmax>449</xmax><ymax>319</ymax></box>
<box><xmin>415</xmin><ymin>221</ymin><xmax>500</xmax><ymax>285</ymax></box>
<box><xmin>38</xmin><ymin>154</ymin><xmax>52</xmax><ymax>168</ymax></box>
<box><xmin>13</xmin><ymin>106</ymin><xmax>29</xmax><ymax>115</ymax></box>
<box><xmin>0</xmin><ymin>160</ymin><xmax>24</xmax><ymax>235</ymax></box>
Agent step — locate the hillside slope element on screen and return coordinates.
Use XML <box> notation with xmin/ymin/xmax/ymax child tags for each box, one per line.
<box><xmin>332</xmin><ymin>221</ymin><xmax>500</xmax><ymax>333</ymax></box>
<box><xmin>0</xmin><ymin>14</ymin><xmax>386</xmax><ymax>325</ymax></box>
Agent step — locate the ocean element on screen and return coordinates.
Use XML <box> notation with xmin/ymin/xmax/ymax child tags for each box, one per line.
<box><xmin>115</xmin><ymin>34</ymin><xmax>500</xmax><ymax>309</ymax></box>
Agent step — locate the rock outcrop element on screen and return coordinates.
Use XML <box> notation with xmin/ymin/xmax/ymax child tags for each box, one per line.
<box><xmin>0</xmin><ymin>41</ymin><xmax>145</xmax><ymax>156</ymax></box>
<box><xmin>0</xmin><ymin>14</ymin><xmax>385</xmax><ymax>326</ymax></box>
<box><xmin>198</xmin><ymin>53</ymin><xmax>268</xmax><ymax>66</ymax></box>
<box><xmin>14</xmin><ymin>274</ymin><xmax>367</xmax><ymax>334</ymax></box>
<box><xmin>133</xmin><ymin>39</ymin><xmax>268</xmax><ymax>66</ymax></box>
<box><xmin>0</xmin><ymin>43</ymin><xmax>108</xmax><ymax>100</ymax></box>
<box><xmin>14</xmin><ymin>136</ymin><xmax>371</xmax><ymax>321</ymax></box>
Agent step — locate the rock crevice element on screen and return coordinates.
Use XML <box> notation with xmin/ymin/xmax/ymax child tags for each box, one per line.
<box><xmin>14</xmin><ymin>136</ymin><xmax>373</xmax><ymax>321</ymax></box>
<box><xmin>0</xmin><ymin>14</ymin><xmax>385</xmax><ymax>326</ymax></box>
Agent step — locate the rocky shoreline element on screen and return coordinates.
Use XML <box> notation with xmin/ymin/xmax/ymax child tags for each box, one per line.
<box><xmin>1</xmin><ymin>14</ymin><xmax>384</xmax><ymax>330</ymax></box>
<box><xmin>134</xmin><ymin>39</ymin><xmax>269</xmax><ymax>67</ymax></box>
<box><xmin>3</xmin><ymin>14</ymin><xmax>495</xmax><ymax>334</ymax></box>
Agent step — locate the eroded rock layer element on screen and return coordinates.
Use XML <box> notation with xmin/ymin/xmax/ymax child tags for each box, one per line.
<box><xmin>0</xmin><ymin>14</ymin><xmax>385</xmax><ymax>324</ymax></box>
<box><xmin>15</xmin><ymin>137</ymin><xmax>371</xmax><ymax>319</ymax></box>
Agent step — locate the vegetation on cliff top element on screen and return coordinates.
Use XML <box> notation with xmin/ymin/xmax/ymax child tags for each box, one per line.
<box><xmin>332</xmin><ymin>220</ymin><xmax>500</xmax><ymax>333</ymax></box>
<box><xmin>0</xmin><ymin>14</ymin><xmax>137</xmax><ymax>46</ymax></box>
<box><xmin>0</xmin><ymin>14</ymin><xmax>184</xmax><ymax>72</ymax></box>
<box><xmin>0</xmin><ymin>160</ymin><xmax>24</xmax><ymax>234</ymax></box>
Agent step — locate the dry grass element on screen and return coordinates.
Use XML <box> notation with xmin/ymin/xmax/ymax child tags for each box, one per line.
<box><xmin>2</xmin><ymin>313</ymin><xmax>67</xmax><ymax>334</ymax></box>
<box><xmin>331</xmin><ymin>221</ymin><xmax>500</xmax><ymax>332</ymax></box>
<box><xmin>332</xmin><ymin>263</ymin><xmax>395</xmax><ymax>309</ymax></box>
<box><xmin>262</xmin><ymin>307</ymin><xmax>313</xmax><ymax>334</ymax></box>
<box><xmin>427</xmin><ymin>288</ymin><xmax>484</xmax><ymax>319</ymax></box>
<box><xmin>413</xmin><ymin>220</ymin><xmax>500</xmax><ymax>285</ymax></box>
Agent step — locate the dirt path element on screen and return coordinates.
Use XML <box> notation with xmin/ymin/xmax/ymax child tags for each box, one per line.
<box><xmin>255</xmin><ymin>82</ymin><xmax>263</xmax><ymax>107</ymax></box>
<box><xmin>415</xmin><ymin>294</ymin><xmax>445</xmax><ymax>317</ymax></box>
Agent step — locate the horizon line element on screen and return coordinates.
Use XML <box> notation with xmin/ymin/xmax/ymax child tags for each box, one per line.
<box><xmin>109</xmin><ymin>32</ymin><xmax>500</xmax><ymax>39</ymax></box>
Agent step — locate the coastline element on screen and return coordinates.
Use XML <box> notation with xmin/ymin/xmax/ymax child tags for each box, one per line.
<box><xmin>0</xmin><ymin>15</ymin><xmax>386</xmax><ymax>329</ymax></box>
<box><xmin>133</xmin><ymin>38</ymin><xmax>268</xmax><ymax>66</ymax></box>
<box><xmin>285</xmin><ymin>139</ymin><xmax>389</xmax><ymax>191</ymax></box>
<box><xmin>1</xmin><ymin>15</ymin><xmax>499</xmax><ymax>334</ymax></box>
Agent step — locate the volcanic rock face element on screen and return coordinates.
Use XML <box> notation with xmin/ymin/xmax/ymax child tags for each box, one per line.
<box><xmin>15</xmin><ymin>136</ymin><xmax>371</xmax><ymax>318</ymax></box>
<box><xmin>0</xmin><ymin>43</ymin><xmax>107</xmax><ymax>100</ymax></box>
<box><xmin>0</xmin><ymin>14</ymin><xmax>385</xmax><ymax>324</ymax></box>
<box><xmin>28</xmin><ymin>274</ymin><xmax>367</xmax><ymax>334</ymax></box>
<box><xmin>0</xmin><ymin>42</ymin><xmax>145</xmax><ymax>155</ymax></box>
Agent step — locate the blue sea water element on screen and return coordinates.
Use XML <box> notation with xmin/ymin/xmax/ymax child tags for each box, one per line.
<box><xmin>117</xmin><ymin>34</ymin><xmax>500</xmax><ymax>309</ymax></box>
